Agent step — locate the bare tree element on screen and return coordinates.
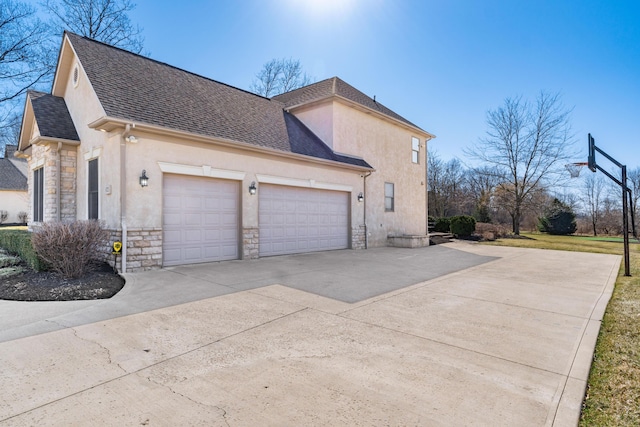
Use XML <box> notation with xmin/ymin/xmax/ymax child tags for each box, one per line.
<box><xmin>0</xmin><ymin>0</ymin><xmax>55</xmax><ymax>150</ymax></box>
<box><xmin>467</xmin><ymin>166</ymin><xmax>501</xmax><ymax>222</ymax></box>
<box><xmin>581</xmin><ymin>174</ymin><xmax>605</xmax><ymax>236</ymax></box>
<box><xmin>466</xmin><ymin>92</ymin><xmax>575</xmax><ymax>234</ymax></box>
<box><xmin>43</xmin><ymin>0</ymin><xmax>144</xmax><ymax>53</ymax></box>
<box><xmin>427</xmin><ymin>151</ymin><xmax>467</xmax><ymax>217</ymax></box>
<box><xmin>250</xmin><ymin>58</ymin><xmax>312</xmax><ymax>97</ymax></box>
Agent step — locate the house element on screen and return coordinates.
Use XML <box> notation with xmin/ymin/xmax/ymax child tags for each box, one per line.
<box><xmin>16</xmin><ymin>32</ymin><xmax>435</xmax><ymax>272</ymax></box>
<box><xmin>0</xmin><ymin>145</ymin><xmax>28</xmax><ymax>224</ymax></box>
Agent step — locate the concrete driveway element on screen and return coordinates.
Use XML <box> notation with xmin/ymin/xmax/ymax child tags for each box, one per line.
<box><xmin>0</xmin><ymin>242</ymin><xmax>620</xmax><ymax>426</ymax></box>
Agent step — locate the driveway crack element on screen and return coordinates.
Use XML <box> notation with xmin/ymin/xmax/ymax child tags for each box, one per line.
<box><xmin>68</xmin><ymin>327</ymin><xmax>127</xmax><ymax>374</ymax></box>
<box><xmin>145</xmin><ymin>376</ymin><xmax>230</xmax><ymax>426</ymax></box>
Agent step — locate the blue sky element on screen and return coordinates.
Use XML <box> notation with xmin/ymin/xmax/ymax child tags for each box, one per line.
<box><xmin>127</xmin><ymin>0</ymin><xmax>639</xmax><ymax>169</ymax></box>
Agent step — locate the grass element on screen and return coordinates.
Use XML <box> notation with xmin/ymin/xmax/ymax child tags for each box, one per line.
<box><xmin>485</xmin><ymin>232</ymin><xmax>640</xmax><ymax>426</ymax></box>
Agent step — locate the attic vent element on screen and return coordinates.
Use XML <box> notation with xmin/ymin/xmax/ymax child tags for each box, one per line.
<box><xmin>72</xmin><ymin>64</ymin><xmax>79</xmax><ymax>87</ymax></box>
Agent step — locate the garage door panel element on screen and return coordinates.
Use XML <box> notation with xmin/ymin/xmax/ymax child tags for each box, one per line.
<box><xmin>259</xmin><ymin>184</ymin><xmax>348</xmax><ymax>257</ymax></box>
<box><xmin>163</xmin><ymin>175</ymin><xmax>239</xmax><ymax>266</ymax></box>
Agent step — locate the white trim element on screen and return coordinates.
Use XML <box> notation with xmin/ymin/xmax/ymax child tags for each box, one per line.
<box><xmin>256</xmin><ymin>174</ymin><xmax>353</xmax><ymax>192</ymax></box>
<box><xmin>32</xmin><ymin>158</ymin><xmax>45</xmax><ymax>169</ymax></box>
<box><xmin>83</xmin><ymin>146</ymin><xmax>103</xmax><ymax>161</ymax></box>
<box><xmin>157</xmin><ymin>162</ymin><xmax>246</xmax><ymax>181</ymax></box>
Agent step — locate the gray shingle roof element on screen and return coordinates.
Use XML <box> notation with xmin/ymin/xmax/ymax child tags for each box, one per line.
<box><xmin>66</xmin><ymin>33</ymin><xmax>371</xmax><ymax>169</ymax></box>
<box><xmin>28</xmin><ymin>91</ymin><xmax>80</xmax><ymax>141</ymax></box>
<box><xmin>0</xmin><ymin>146</ymin><xmax>27</xmax><ymax>190</ymax></box>
<box><xmin>274</xmin><ymin>77</ymin><xmax>424</xmax><ymax>131</ymax></box>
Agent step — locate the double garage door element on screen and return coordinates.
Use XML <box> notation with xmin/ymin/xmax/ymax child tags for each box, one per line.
<box><xmin>163</xmin><ymin>176</ymin><xmax>349</xmax><ymax>266</ymax></box>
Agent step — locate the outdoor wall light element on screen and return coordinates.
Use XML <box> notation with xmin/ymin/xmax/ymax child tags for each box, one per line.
<box><xmin>139</xmin><ymin>170</ymin><xmax>149</xmax><ymax>187</ymax></box>
<box><xmin>357</xmin><ymin>192</ymin><xmax>364</xmax><ymax>202</ymax></box>
<box><xmin>249</xmin><ymin>181</ymin><xmax>257</xmax><ymax>195</ymax></box>
<box><xmin>125</xmin><ymin>135</ymin><xmax>138</xmax><ymax>143</ymax></box>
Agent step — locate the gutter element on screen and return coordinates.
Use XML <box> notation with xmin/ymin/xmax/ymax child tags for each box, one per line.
<box><xmin>88</xmin><ymin>116</ymin><xmax>373</xmax><ymax>173</ymax></box>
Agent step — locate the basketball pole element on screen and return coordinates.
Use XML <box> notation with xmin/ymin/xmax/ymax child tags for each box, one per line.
<box><xmin>588</xmin><ymin>133</ymin><xmax>631</xmax><ymax>276</ymax></box>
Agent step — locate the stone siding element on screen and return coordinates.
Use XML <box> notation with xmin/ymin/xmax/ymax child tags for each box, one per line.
<box><xmin>27</xmin><ymin>143</ymin><xmax>77</xmax><ymax>226</ymax></box>
<box><xmin>103</xmin><ymin>228</ymin><xmax>163</xmax><ymax>273</ymax></box>
<box><xmin>352</xmin><ymin>225</ymin><xmax>366</xmax><ymax>250</ymax></box>
<box><xmin>242</xmin><ymin>227</ymin><xmax>259</xmax><ymax>259</ymax></box>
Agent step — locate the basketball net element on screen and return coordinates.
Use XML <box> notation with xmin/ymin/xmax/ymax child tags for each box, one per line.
<box><xmin>565</xmin><ymin>162</ymin><xmax>588</xmax><ymax>178</ymax></box>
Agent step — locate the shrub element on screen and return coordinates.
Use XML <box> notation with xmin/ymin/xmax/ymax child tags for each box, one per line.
<box><xmin>31</xmin><ymin>220</ymin><xmax>109</xmax><ymax>278</ymax></box>
<box><xmin>538</xmin><ymin>198</ymin><xmax>577</xmax><ymax>235</ymax></box>
<box><xmin>0</xmin><ymin>230</ymin><xmax>47</xmax><ymax>271</ymax></box>
<box><xmin>18</xmin><ymin>211</ymin><xmax>28</xmax><ymax>224</ymax></box>
<box><xmin>473</xmin><ymin>205</ymin><xmax>491</xmax><ymax>223</ymax></box>
<box><xmin>433</xmin><ymin>217</ymin><xmax>451</xmax><ymax>232</ymax></box>
<box><xmin>0</xmin><ymin>210</ymin><xmax>7</xmax><ymax>224</ymax></box>
<box><xmin>475</xmin><ymin>222</ymin><xmax>509</xmax><ymax>241</ymax></box>
<box><xmin>450</xmin><ymin>215</ymin><xmax>476</xmax><ymax>237</ymax></box>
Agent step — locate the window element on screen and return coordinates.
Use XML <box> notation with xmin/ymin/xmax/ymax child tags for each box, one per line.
<box><xmin>33</xmin><ymin>167</ymin><xmax>44</xmax><ymax>222</ymax></box>
<box><xmin>412</xmin><ymin>137</ymin><xmax>420</xmax><ymax>164</ymax></box>
<box><xmin>385</xmin><ymin>182</ymin><xmax>394</xmax><ymax>212</ymax></box>
<box><xmin>88</xmin><ymin>158</ymin><xmax>99</xmax><ymax>219</ymax></box>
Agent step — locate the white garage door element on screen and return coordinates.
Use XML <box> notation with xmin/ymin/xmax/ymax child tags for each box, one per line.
<box><xmin>259</xmin><ymin>184</ymin><xmax>349</xmax><ymax>256</ymax></box>
<box><xmin>163</xmin><ymin>175</ymin><xmax>239</xmax><ymax>266</ymax></box>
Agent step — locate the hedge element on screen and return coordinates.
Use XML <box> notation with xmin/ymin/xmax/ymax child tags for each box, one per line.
<box><xmin>0</xmin><ymin>230</ymin><xmax>48</xmax><ymax>271</ymax></box>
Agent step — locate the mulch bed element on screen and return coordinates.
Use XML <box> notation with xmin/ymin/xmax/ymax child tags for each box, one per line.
<box><xmin>0</xmin><ymin>261</ymin><xmax>125</xmax><ymax>301</ymax></box>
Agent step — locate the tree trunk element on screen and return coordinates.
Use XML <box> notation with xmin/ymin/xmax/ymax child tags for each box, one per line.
<box><xmin>592</xmin><ymin>221</ymin><xmax>597</xmax><ymax>236</ymax></box>
<box><xmin>512</xmin><ymin>207</ymin><xmax>522</xmax><ymax>235</ymax></box>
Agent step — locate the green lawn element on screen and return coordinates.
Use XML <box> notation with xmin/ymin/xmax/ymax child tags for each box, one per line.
<box><xmin>486</xmin><ymin>232</ymin><xmax>640</xmax><ymax>426</ymax></box>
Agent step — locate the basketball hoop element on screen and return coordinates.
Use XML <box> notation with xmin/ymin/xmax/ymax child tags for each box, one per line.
<box><xmin>565</xmin><ymin>162</ymin><xmax>588</xmax><ymax>178</ymax></box>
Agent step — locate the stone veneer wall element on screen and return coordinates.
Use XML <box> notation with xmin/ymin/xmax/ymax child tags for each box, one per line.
<box><xmin>59</xmin><ymin>147</ymin><xmax>77</xmax><ymax>221</ymax></box>
<box><xmin>103</xmin><ymin>228</ymin><xmax>163</xmax><ymax>273</ymax></box>
<box><xmin>352</xmin><ymin>225</ymin><xmax>366</xmax><ymax>250</ymax></box>
<box><xmin>27</xmin><ymin>143</ymin><xmax>77</xmax><ymax>225</ymax></box>
<box><xmin>242</xmin><ymin>227</ymin><xmax>259</xmax><ymax>259</ymax></box>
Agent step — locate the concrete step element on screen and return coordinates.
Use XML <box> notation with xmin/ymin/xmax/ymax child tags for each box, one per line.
<box><xmin>429</xmin><ymin>233</ymin><xmax>454</xmax><ymax>245</ymax></box>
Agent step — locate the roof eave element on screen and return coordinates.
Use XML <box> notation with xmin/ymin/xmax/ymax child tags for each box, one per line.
<box><xmin>30</xmin><ymin>135</ymin><xmax>81</xmax><ymax>147</ymax></box>
<box><xmin>89</xmin><ymin>116</ymin><xmax>374</xmax><ymax>172</ymax></box>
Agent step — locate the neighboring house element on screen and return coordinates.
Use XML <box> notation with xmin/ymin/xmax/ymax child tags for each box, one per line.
<box><xmin>0</xmin><ymin>145</ymin><xmax>28</xmax><ymax>224</ymax></box>
<box><xmin>17</xmin><ymin>32</ymin><xmax>435</xmax><ymax>272</ymax></box>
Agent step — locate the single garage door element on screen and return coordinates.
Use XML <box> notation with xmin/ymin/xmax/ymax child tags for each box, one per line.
<box><xmin>163</xmin><ymin>174</ymin><xmax>239</xmax><ymax>266</ymax></box>
<box><xmin>259</xmin><ymin>184</ymin><xmax>349</xmax><ymax>256</ymax></box>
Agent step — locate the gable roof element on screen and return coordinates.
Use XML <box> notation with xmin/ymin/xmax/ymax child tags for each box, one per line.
<box><xmin>0</xmin><ymin>146</ymin><xmax>27</xmax><ymax>191</ymax></box>
<box><xmin>28</xmin><ymin>91</ymin><xmax>80</xmax><ymax>141</ymax></box>
<box><xmin>65</xmin><ymin>33</ymin><xmax>371</xmax><ymax>170</ymax></box>
<box><xmin>273</xmin><ymin>77</ymin><xmax>425</xmax><ymax>132</ymax></box>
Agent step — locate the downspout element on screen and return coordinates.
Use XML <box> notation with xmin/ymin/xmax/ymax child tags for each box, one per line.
<box><xmin>120</xmin><ymin>124</ymin><xmax>131</xmax><ymax>272</ymax></box>
<box><xmin>362</xmin><ymin>171</ymin><xmax>372</xmax><ymax>249</ymax></box>
<box><xmin>56</xmin><ymin>142</ymin><xmax>62</xmax><ymax>221</ymax></box>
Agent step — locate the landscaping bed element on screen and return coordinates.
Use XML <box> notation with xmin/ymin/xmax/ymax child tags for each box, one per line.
<box><xmin>0</xmin><ymin>251</ymin><xmax>124</xmax><ymax>301</ymax></box>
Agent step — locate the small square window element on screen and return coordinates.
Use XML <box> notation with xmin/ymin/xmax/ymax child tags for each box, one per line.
<box><xmin>412</xmin><ymin>137</ymin><xmax>420</xmax><ymax>164</ymax></box>
<box><xmin>385</xmin><ymin>182</ymin><xmax>394</xmax><ymax>212</ymax></box>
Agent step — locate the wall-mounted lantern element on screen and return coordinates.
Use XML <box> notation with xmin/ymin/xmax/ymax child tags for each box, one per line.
<box><xmin>139</xmin><ymin>170</ymin><xmax>149</xmax><ymax>187</ymax></box>
<box><xmin>249</xmin><ymin>181</ymin><xmax>257</xmax><ymax>195</ymax></box>
<box><xmin>357</xmin><ymin>192</ymin><xmax>364</xmax><ymax>202</ymax></box>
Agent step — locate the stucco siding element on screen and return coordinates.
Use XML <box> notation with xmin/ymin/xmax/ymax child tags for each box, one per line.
<box><xmin>0</xmin><ymin>190</ymin><xmax>28</xmax><ymax>223</ymax></box>
<box><xmin>121</xmin><ymin>133</ymin><xmax>365</xmax><ymax>234</ymax></box>
<box><xmin>292</xmin><ymin>100</ymin><xmax>429</xmax><ymax>247</ymax></box>
<box><xmin>288</xmin><ymin>101</ymin><xmax>335</xmax><ymax>149</ymax></box>
<box><xmin>59</xmin><ymin>42</ymin><xmax>114</xmax><ymax>226</ymax></box>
